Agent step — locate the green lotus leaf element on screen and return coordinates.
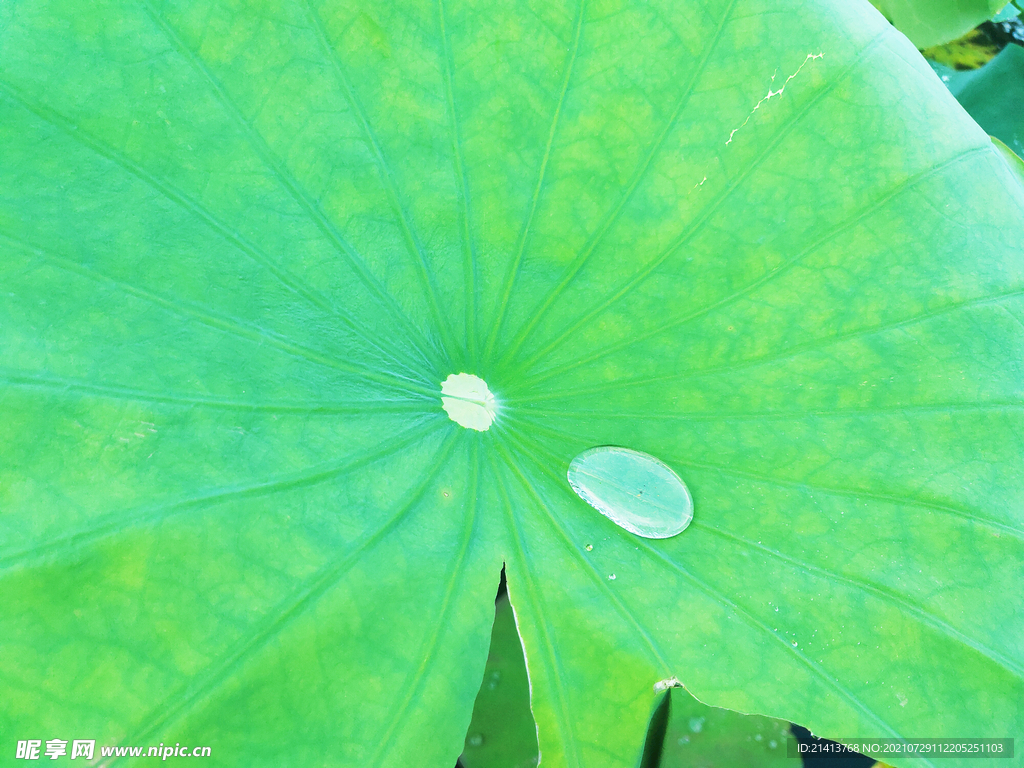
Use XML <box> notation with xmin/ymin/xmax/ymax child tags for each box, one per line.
<box><xmin>931</xmin><ymin>43</ymin><xmax>1024</xmax><ymax>157</ymax></box>
<box><xmin>871</xmin><ymin>0</ymin><xmax>1012</xmax><ymax>48</ymax></box>
<box><xmin>2</xmin><ymin>0</ymin><xmax>1023</xmax><ymax>766</ymax></box>
<box><xmin>461</xmin><ymin>595</ymin><xmax>792</xmax><ymax>768</ymax></box>
<box><xmin>660</xmin><ymin>688</ymin><xmax>792</xmax><ymax>767</ymax></box>
<box><xmin>992</xmin><ymin>2</ymin><xmax>1021</xmax><ymax>20</ymax></box>
<box><xmin>460</xmin><ymin>594</ymin><xmax>539</xmax><ymax>768</ymax></box>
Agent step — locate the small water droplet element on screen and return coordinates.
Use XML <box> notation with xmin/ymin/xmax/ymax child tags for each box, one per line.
<box><xmin>567</xmin><ymin>447</ymin><xmax>693</xmax><ymax>538</ymax></box>
<box><xmin>486</xmin><ymin>670</ymin><xmax>501</xmax><ymax>689</ymax></box>
<box><xmin>467</xmin><ymin>734</ymin><xmax>484</xmax><ymax>747</ymax></box>
<box><xmin>774</xmin><ymin>606</ymin><xmax>779</xmax><ymax>611</ymax></box>
<box><xmin>791</xmin><ymin>640</ymin><xmax>798</xmax><ymax>647</ymax></box>
<box><xmin>585</xmin><ymin>544</ymin><xmax>593</xmax><ymax>551</ymax></box>
<box><xmin>608</xmin><ymin>573</ymin><xmax>616</xmax><ymax>580</ymax></box>
<box><xmin>677</xmin><ymin>736</ymin><xmax>690</xmax><ymax>745</ymax></box>
<box><xmin>754</xmin><ymin>733</ymin><xmax>763</xmax><ymax>742</ymax></box>
<box><xmin>689</xmin><ymin>716</ymin><xmax>705</xmax><ymax>733</ymax></box>
<box><xmin>769</xmin><ymin>740</ymin><xmax>778</xmax><ymax>749</ymax></box>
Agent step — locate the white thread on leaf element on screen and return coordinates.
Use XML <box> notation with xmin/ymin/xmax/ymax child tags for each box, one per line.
<box><xmin>725</xmin><ymin>53</ymin><xmax>824</xmax><ymax>146</ymax></box>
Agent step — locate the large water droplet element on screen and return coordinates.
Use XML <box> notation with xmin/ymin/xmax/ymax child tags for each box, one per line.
<box><xmin>440</xmin><ymin>373</ymin><xmax>497</xmax><ymax>431</ymax></box>
<box><xmin>567</xmin><ymin>447</ymin><xmax>693</xmax><ymax>538</ymax></box>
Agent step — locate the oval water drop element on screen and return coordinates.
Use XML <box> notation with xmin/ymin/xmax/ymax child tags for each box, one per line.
<box><xmin>567</xmin><ymin>447</ymin><xmax>693</xmax><ymax>539</ymax></box>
